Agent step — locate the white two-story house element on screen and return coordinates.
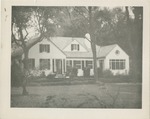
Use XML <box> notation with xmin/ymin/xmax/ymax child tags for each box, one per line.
<box><xmin>24</xmin><ymin>37</ymin><xmax>129</xmax><ymax>76</ymax></box>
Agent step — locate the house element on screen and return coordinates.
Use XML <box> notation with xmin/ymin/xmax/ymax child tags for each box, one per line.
<box><xmin>23</xmin><ymin>37</ymin><xmax>129</xmax><ymax>76</ymax></box>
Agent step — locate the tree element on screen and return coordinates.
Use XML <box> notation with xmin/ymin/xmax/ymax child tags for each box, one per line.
<box><xmin>63</xmin><ymin>7</ymin><xmax>99</xmax><ymax>80</ymax></box>
<box><xmin>64</xmin><ymin>7</ymin><xmax>116</xmax><ymax>81</ymax></box>
<box><xmin>125</xmin><ymin>7</ymin><xmax>143</xmax><ymax>80</ymax></box>
<box><xmin>11</xmin><ymin>6</ymin><xmax>60</xmax><ymax>94</ymax></box>
<box><xmin>88</xmin><ymin>7</ymin><xmax>99</xmax><ymax>81</ymax></box>
<box><xmin>12</xmin><ymin>6</ymin><xmax>33</xmax><ymax>95</ymax></box>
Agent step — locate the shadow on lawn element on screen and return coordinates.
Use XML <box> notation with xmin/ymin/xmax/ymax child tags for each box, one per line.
<box><xmin>42</xmin><ymin>86</ymin><xmax>122</xmax><ymax>108</ymax></box>
<box><xmin>11</xmin><ymin>94</ymin><xmax>41</xmax><ymax>107</ymax></box>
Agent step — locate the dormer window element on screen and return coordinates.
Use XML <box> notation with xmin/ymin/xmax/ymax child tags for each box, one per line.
<box><xmin>39</xmin><ymin>44</ymin><xmax>50</xmax><ymax>53</ymax></box>
<box><xmin>71</xmin><ymin>44</ymin><xmax>79</xmax><ymax>51</ymax></box>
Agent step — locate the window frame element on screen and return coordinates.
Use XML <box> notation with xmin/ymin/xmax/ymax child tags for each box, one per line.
<box><xmin>71</xmin><ymin>44</ymin><xmax>79</xmax><ymax>51</ymax></box>
<box><xmin>39</xmin><ymin>44</ymin><xmax>50</xmax><ymax>53</ymax></box>
<box><xmin>73</xmin><ymin>60</ymin><xmax>81</xmax><ymax>69</ymax></box>
<box><xmin>28</xmin><ymin>58</ymin><xmax>35</xmax><ymax>69</ymax></box>
<box><xmin>39</xmin><ymin>59</ymin><xmax>50</xmax><ymax>70</ymax></box>
<box><xmin>86</xmin><ymin>60</ymin><xmax>93</xmax><ymax>69</ymax></box>
<box><xmin>109</xmin><ymin>59</ymin><xmax>125</xmax><ymax>70</ymax></box>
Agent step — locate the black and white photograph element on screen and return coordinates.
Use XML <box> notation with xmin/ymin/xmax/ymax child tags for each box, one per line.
<box><xmin>11</xmin><ymin>6</ymin><xmax>142</xmax><ymax>108</ymax></box>
<box><xmin>0</xmin><ymin>0</ymin><xmax>150</xmax><ymax>119</ymax></box>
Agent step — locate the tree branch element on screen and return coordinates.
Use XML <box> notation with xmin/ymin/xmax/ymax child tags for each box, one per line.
<box><xmin>65</xmin><ymin>7</ymin><xmax>89</xmax><ymax>36</ymax></box>
<box><xmin>73</xmin><ymin>7</ymin><xmax>88</xmax><ymax>20</ymax></box>
<box><xmin>24</xmin><ymin>27</ymin><xmax>29</xmax><ymax>40</ymax></box>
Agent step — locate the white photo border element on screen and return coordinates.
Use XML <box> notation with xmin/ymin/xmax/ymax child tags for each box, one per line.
<box><xmin>0</xmin><ymin>0</ymin><xmax>150</xmax><ymax>119</ymax></box>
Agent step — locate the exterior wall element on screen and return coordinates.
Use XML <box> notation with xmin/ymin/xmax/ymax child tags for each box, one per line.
<box><xmin>63</xmin><ymin>40</ymin><xmax>87</xmax><ymax>52</ymax></box>
<box><xmin>105</xmin><ymin>45</ymin><xmax>129</xmax><ymax>75</ymax></box>
<box><xmin>25</xmin><ymin>37</ymin><xmax>129</xmax><ymax>77</ymax></box>
<box><xmin>28</xmin><ymin>38</ymin><xmax>66</xmax><ymax>75</ymax></box>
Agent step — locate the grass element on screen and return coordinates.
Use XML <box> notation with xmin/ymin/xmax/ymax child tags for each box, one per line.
<box><xmin>11</xmin><ymin>78</ymin><xmax>142</xmax><ymax>108</ymax></box>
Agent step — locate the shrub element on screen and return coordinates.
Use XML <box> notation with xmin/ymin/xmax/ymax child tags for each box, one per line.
<box><xmin>67</xmin><ymin>67</ymin><xmax>78</xmax><ymax>79</ymax></box>
<box><xmin>71</xmin><ymin>67</ymin><xmax>78</xmax><ymax>77</ymax></box>
<box><xmin>28</xmin><ymin>68</ymin><xmax>43</xmax><ymax>77</ymax></box>
<box><xmin>83</xmin><ymin>67</ymin><xmax>90</xmax><ymax>77</ymax></box>
<box><xmin>97</xmin><ymin>67</ymin><xmax>103</xmax><ymax>78</ymax></box>
<box><xmin>66</xmin><ymin>66</ymin><xmax>72</xmax><ymax>76</ymax></box>
<box><xmin>40</xmin><ymin>71</ymin><xmax>46</xmax><ymax>77</ymax></box>
<box><xmin>103</xmin><ymin>70</ymin><xmax>113</xmax><ymax>78</ymax></box>
<box><xmin>46</xmin><ymin>73</ymin><xmax>56</xmax><ymax>79</ymax></box>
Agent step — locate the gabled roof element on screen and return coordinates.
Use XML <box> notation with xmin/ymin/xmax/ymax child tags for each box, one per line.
<box><xmin>50</xmin><ymin>37</ymin><xmax>89</xmax><ymax>51</ymax></box>
<box><xmin>64</xmin><ymin>44</ymin><xmax>117</xmax><ymax>59</ymax></box>
<box><xmin>97</xmin><ymin>44</ymin><xmax>117</xmax><ymax>58</ymax></box>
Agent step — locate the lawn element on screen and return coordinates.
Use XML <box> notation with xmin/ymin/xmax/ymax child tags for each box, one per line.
<box><xmin>11</xmin><ymin>78</ymin><xmax>142</xmax><ymax>108</ymax></box>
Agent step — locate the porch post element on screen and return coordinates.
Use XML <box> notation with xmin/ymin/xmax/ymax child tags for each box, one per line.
<box><xmin>54</xmin><ymin>59</ymin><xmax>56</xmax><ymax>72</ymax></box>
<box><xmin>61</xmin><ymin>59</ymin><xmax>64</xmax><ymax>74</ymax></box>
<box><xmin>63</xmin><ymin>59</ymin><xmax>66</xmax><ymax>73</ymax></box>
<box><xmin>52</xmin><ymin>59</ymin><xmax>54</xmax><ymax>73</ymax></box>
<box><xmin>84</xmin><ymin>60</ymin><xmax>86</xmax><ymax>68</ymax></box>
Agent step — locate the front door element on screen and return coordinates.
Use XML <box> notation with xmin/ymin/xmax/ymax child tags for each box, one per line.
<box><xmin>56</xmin><ymin>59</ymin><xmax>62</xmax><ymax>74</ymax></box>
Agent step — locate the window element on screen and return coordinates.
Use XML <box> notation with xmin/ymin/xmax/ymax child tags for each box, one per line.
<box><xmin>39</xmin><ymin>44</ymin><xmax>50</xmax><ymax>53</ymax></box>
<box><xmin>71</xmin><ymin>44</ymin><xmax>79</xmax><ymax>51</ymax></box>
<box><xmin>28</xmin><ymin>59</ymin><xmax>35</xmax><ymax>69</ymax></box>
<box><xmin>86</xmin><ymin>60</ymin><xmax>93</xmax><ymax>69</ymax></box>
<box><xmin>40</xmin><ymin>59</ymin><xmax>50</xmax><ymax>70</ymax></box>
<box><xmin>67</xmin><ymin>60</ymin><xmax>72</xmax><ymax>67</ymax></box>
<box><xmin>109</xmin><ymin>59</ymin><xmax>125</xmax><ymax>70</ymax></box>
<box><xmin>74</xmin><ymin>60</ymin><xmax>81</xmax><ymax>69</ymax></box>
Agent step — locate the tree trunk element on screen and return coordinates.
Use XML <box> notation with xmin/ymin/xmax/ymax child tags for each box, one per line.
<box><xmin>125</xmin><ymin>7</ymin><xmax>139</xmax><ymax>80</ymax></box>
<box><xmin>91</xmin><ymin>40</ymin><xmax>98</xmax><ymax>81</ymax></box>
<box><xmin>88</xmin><ymin>7</ymin><xmax>99</xmax><ymax>81</ymax></box>
<box><xmin>22</xmin><ymin>49</ymin><xmax>29</xmax><ymax>95</ymax></box>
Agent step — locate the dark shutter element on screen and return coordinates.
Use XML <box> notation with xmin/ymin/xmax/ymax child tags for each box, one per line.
<box><xmin>42</xmin><ymin>45</ymin><xmax>44</xmax><ymax>52</ymax></box>
<box><xmin>70</xmin><ymin>60</ymin><xmax>72</xmax><ymax>67</ymax></box>
<box><xmin>71</xmin><ymin>44</ymin><xmax>73</xmax><ymax>51</ymax></box>
<box><xmin>48</xmin><ymin>45</ymin><xmax>50</xmax><ymax>52</ymax></box>
<box><xmin>48</xmin><ymin>59</ymin><xmax>50</xmax><ymax>70</ymax></box>
<box><xmin>40</xmin><ymin>59</ymin><xmax>42</xmax><ymax>70</ymax></box>
<box><xmin>82</xmin><ymin>60</ymin><xmax>84</xmax><ymax>69</ymax></box>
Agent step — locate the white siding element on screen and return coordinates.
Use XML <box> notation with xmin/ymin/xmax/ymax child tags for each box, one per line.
<box><xmin>28</xmin><ymin>38</ymin><xmax>66</xmax><ymax>74</ymax></box>
<box><xmin>63</xmin><ymin>40</ymin><xmax>87</xmax><ymax>52</ymax></box>
<box><xmin>105</xmin><ymin>45</ymin><xmax>129</xmax><ymax>75</ymax></box>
